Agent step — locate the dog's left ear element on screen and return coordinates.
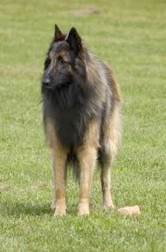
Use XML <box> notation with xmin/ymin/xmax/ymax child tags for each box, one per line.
<box><xmin>66</xmin><ymin>27</ymin><xmax>82</xmax><ymax>54</ymax></box>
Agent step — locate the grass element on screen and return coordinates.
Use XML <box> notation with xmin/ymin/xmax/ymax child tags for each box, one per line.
<box><xmin>0</xmin><ymin>0</ymin><xmax>166</xmax><ymax>251</ymax></box>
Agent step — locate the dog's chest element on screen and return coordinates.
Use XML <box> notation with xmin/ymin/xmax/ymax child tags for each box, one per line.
<box><xmin>54</xmin><ymin>106</ymin><xmax>88</xmax><ymax>147</ymax></box>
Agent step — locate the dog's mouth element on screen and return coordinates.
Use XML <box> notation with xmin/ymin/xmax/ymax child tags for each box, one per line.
<box><xmin>54</xmin><ymin>81</ymin><xmax>72</xmax><ymax>90</ymax></box>
<box><xmin>43</xmin><ymin>81</ymin><xmax>71</xmax><ymax>91</ymax></box>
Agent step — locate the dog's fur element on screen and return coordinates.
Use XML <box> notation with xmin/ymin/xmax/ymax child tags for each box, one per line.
<box><xmin>41</xmin><ymin>24</ymin><xmax>121</xmax><ymax>216</ymax></box>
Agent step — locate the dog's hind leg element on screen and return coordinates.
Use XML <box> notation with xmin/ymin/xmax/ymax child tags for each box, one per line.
<box><xmin>101</xmin><ymin>105</ymin><xmax>121</xmax><ymax>210</ymax></box>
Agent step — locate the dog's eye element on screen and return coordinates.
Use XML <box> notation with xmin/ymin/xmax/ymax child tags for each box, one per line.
<box><xmin>59</xmin><ymin>57</ymin><xmax>68</xmax><ymax>66</ymax></box>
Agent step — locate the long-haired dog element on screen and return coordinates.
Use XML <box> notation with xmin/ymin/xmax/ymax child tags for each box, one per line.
<box><xmin>41</xmin><ymin>24</ymin><xmax>121</xmax><ymax>216</ymax></box>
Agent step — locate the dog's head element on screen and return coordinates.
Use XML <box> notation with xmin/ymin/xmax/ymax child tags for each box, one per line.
<box><xmin>42</xmin><ymin>24</ymin><xmax>86</xmax><ymax>91</ymax></box>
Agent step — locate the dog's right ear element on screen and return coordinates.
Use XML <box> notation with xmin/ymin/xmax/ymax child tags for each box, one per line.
<box><xmin>54</xmin><ymin>24</ymin><xmax>63</xmax><ymax>40</ymax></box>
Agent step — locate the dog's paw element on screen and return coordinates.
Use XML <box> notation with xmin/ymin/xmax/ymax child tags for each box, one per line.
<box><xmin>53</xmin><ymin>200</ymin><xmax>66</xmax><ymax>216</ymax></box>
<box><xmin>54</xmin><ymin>206</ymin><xmax>66</xmax><ymax>216</ymax></box>
<box><xmin>78</xmin><ymin>202</ymin><xmax>90</xmax><ymax>216</ymax></box>
<box><xmin>103</xmin><ymin>204</ymin><xmax>115</xmax><ymax>211</ymax></box>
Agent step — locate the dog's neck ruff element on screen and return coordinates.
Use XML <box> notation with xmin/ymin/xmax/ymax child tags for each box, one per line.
<box><xmin>43</xmin><ymin>83</ymin><xmax>96</xmax><ymax>148</ymax></box>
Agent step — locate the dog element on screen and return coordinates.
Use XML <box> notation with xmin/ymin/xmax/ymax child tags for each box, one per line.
<box><xmin>41</xmin><ymin>24</ymin><xmax>121</xmax><ymax>216</ymax></box>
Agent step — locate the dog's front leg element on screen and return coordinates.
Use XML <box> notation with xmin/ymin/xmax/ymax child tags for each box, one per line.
<box><xmin>46</xmin><ymin>117</ymin><xmax>68</xmax><ymax>216</ymax></box>
<box><xmin>51</xmin><ymin>147</ymin><xmax>67</xmax><ymax>216</ymax></box>
<box><xmin>77</xmin><ymin>119</ymin><xmax>99</xmax><ymax>216</ymax></box>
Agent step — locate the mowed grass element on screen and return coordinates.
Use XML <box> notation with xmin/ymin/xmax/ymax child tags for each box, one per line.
<box><xmin>0</xmin><ymin>0</ymin><xmax>166</xmax><ymax>251</ymax></box>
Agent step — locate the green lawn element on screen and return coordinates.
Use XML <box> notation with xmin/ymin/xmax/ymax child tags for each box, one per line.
<box><xmin>0</xmin><ymin>0</ymin><xmax>166</xmax><ymax>251</ymax></box>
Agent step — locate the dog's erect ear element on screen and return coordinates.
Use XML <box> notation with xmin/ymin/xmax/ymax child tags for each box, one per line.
<box><xmin>54</xmin><ymin>24</ymin><xmax>63</xmax><ymax>40</ymax></box>
<box><xmin>66</xmin><ymin>27</ymin><xmax>82</xmax><ymax>54</ymax></box>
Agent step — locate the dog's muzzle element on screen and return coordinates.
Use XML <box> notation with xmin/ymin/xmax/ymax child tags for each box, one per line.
<box><xmin>43</xmin><ymin>76</ymin><xmax>51</xmax><ymax>86</ymax></box>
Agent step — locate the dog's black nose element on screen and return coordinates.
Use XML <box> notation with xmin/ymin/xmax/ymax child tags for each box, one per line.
<box><xmin>43</xmin><ymin>76</ymin><xmax>50</xmax><ymax>86</ymax></box>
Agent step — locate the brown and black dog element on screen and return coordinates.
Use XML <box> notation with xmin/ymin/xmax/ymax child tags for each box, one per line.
<box><xmin>41</xmin><ymin>24</ymin><xmax>121</xmax><ymax>216</ymax></box>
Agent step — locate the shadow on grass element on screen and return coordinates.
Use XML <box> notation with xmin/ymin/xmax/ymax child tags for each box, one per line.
<box><xmin>1</xmin><ymin>201</ymin><xmax>117</xmax><ymax>218</ymax></box>
<box><xmin>1</xmin><ymin>201</ymin><xmax>52</xmax><ymax>217</ymax></box>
